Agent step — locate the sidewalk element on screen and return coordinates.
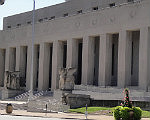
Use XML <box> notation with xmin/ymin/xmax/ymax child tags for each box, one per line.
<box><xmin>0</xmin><ymin>100</ymin><xmax>149</xmax><ymax>120</ymax></box>
<box><xmin>0</xmin><ymin>110</ymin><xmax>149</xmax><ymax>120</ymax></box>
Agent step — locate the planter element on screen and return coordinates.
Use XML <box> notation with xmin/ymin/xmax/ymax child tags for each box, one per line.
<box><xmin>129</xmin><ymin>110</ymin><xmax>134</xmax><ymax>120</ymax></box>
<box><xmin>6</xmin><ymin>103</ymin><xmax>13</xmax><ymax>114</ymax></box>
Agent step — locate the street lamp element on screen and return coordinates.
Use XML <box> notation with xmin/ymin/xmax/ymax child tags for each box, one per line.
<box><xmin>29</xmin><ymin>0</ymin><xmax>35</xmax><ymax>101</ymax></box>
<box><xmin>0</xmin><ymin>0</ymin><xmax>35</xmax><ymax>100</ymax></box>
<box><xmin>0</xmin><ymin>0</ymin><xmax>5</xmax><ymax>5</ymax></box>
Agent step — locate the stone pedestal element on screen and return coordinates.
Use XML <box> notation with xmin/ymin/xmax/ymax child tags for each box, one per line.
<box><xmin>0</xmin><ymin>88</ymin><xmax>23</xmax><ymax>99</ymax></box>
<box><xmin>66</xmin><ymin>94</ymin><xmax>90</xmax><ymax>109</ymax></box>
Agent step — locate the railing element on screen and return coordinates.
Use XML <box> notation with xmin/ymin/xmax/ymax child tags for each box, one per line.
<box><xmin>15</xmin><ymin>90</ymin><xmax>53</xmax><ymax>101</ymax></box>
<box><xmin>15</xmin><ymin>91</ymin><xmax>30</xmax><ymax>100</ymax></box>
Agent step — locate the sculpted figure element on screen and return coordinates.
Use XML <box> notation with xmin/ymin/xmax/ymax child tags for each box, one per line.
<box><xmin>10</xmin><ymin>71</ymin><xmax>20</xmax><ymax>89</ymax></box>
<box><xmin>4</xmin><ymin>71</ymin><xmax>20</xmax><ymax>90</ymax></box>
<box><xmin>59</xmin><ymin>68</ymin><xmax>67</xmax><ymax>90</ymax></box>
<box><xmin>59</xmin><ymin>68</ymin><xmax>76</xmax><ymax>91</ymax></box>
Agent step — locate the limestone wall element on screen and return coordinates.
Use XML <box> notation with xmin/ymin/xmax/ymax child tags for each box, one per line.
<box><xmin>3</xmin><ymin>0</ymin><xmax>136</xmax><ymax>30</ymax></box>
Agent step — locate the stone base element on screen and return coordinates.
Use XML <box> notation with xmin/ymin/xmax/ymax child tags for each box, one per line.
<box><xmin>27</xmin><ymin>90</ymin><xmax>70</xmax><ymax>112</ymax></box>
<box><xmin>27</xmin><ymin>99</ymin><xmax>70</xmax><ymax>112</ymax></box>
<box><xmin>53</xmin><ymin>89</ymin><xmax>71</xmax><ymax>100</ymax></box>
<box><xmin>66</xmin><ymin>94</ymin><xmax>90</xmax><ymax>109</ymax></box>
<box><xmin>0</xmin><ymin>88</ymin><xmax>24</xmax><ymax>99</ymax></box>
<box><xmin>73</xmin><ymin>85</ymin><xmax>150</xmax><ymax>101</ymax></box>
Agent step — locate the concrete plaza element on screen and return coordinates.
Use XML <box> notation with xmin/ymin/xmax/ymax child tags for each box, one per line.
<box><xmin>0</xmin><ymin>109</ymin><xmax>149</xmax><ymax>120</ymax></box>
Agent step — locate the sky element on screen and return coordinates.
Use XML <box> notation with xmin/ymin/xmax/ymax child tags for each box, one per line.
<box><xmin>0</xmin><ymin>0</ymin><xmax>65</xmax><ymax>30</ymax></box>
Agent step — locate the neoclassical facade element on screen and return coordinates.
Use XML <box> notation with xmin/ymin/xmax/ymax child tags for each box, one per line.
<box><xmin>0</xmin><ymin>0</ymin><xmax>150</xmax><ymax>99</ymax></box>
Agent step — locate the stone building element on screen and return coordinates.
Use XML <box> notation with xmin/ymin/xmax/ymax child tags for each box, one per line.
<box><xmin>0</xmin><ymin>0</ymin><xmax>150</xmax><ymax>101</ymax></box>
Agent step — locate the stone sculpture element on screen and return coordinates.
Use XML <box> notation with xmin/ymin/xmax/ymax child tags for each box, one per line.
<box><xmin>4</xmin><ymin>71</ymin><xmax>20</xmax><ymax>90</ymax></box>
<box><xmin>59</xmin><ymin>68</ymin><xmax>76</xmax><ymax>91</ymax></box>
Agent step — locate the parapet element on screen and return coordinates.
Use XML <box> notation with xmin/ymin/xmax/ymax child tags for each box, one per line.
<box><xmin>3</xmin><ymin>0</ymin><xmax>139</xmax><ymax>30</ymax></box>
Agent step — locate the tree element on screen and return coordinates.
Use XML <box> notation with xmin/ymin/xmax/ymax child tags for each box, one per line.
<box><xmin>123</xmin><ymin>88</ymin><xmax>132</xmax><ymax>108</ymax></box>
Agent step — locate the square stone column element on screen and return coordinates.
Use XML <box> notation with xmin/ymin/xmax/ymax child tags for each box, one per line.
<box><xmin>139</xmin><ymin>27</ymin><xmax>150</xmax><ymax>90</ymax></box>
<box><xmin>5</xmin><ymin>48</ymin><xmax>10</xmax><ymax>72</ymax></box>
<box><xmin>19</xmin><ymin>47</ymin><xmax>27</xmax><ymax>79</ymax></box>
<box><xmin>33</xmin><ymin>45</ymin><xmax>39</xmax><ymax>90</ymax></box>
<box><xmin>16</xmin><ymin>46</ymin><xmax>21</xmax><ymax>71</ymax></box>
<box><xmin>26</xmin><ymin>45</ymin><xmax>32</xmax><ymax>90</ymax></box>
<box><xmin>67</xmin><ymin>38</ymin><xmax>78</xmax><ymax>68</ymax></box>
<box><xmin>82</xmin><ymin>36</ymin><xmax>95</xmax><ymax>85</ymax></box>
<box><xmin>5</xmin><ymin>47</ymin><xmax>16</xmax><ymax>71</ymax></box>
<box><xmin>4</xmin><ymin>48</ymin><xmax>10</xmax><ymax>88</ymax></box>
<box><xmin>118</xmin><ymin>30</ymin><xmax>132</xmax><ymax>88</ymax></box>
<box><xmin>9</xmin><ymin>48</ymin><xmax>16</xmax><ymax>71</ymax></box>
<box><xmin>26</xmin><ymin>45</ymin><xmax>39</xmax><ymax>90</ymax></box>
<box><xmin>38</xmin><ymin>43</ymin><xmax>50</xmax><ymax>91</ymax></box>
<box><xmin>0</xmin><ymin>49</ymin><xmax>5</xmax><ymax>87</ymax></box>
<box><xmin>51</xmin><ymin>41</ymin><xmax>63</xmax><ymax>90</ymax></box>
<box><xmin>98</xmin><ymin>34</ymin><xmax>112</xmax><ymax>86</ymax></box>
<box><xmin>15</xmin><ymin>46</ymin><xmax>27</xmax><ymax>88</ymax></box>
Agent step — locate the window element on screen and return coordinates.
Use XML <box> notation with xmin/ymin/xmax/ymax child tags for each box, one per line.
<box><xmin>49</xmin><ymin>16</ymin><xmax>55</xmax><ymax>20</ymax></box>
<box><xmin>38</xmin><ymin>19</ymin><xmax>43</xmax><ymax>22</ymax></box>
<box><xmin>7</xmin><ymin>26</ymin><xmax>11</xmax><ymax>28</ymax></box>
<box><xmin>92</xmin><ymin>6</ymin><xmax>98</xmax><ymax>11</ymax></box>
<box><xmin>17</xmin><ymin>24</ymin><xmax>21</xmax><ymax>27</ymax></box>
<box><xmin>109</xmin><ymin>3</ymin><xmax>115</xmax><ymax>7</ymax></box>
<box><xmin>77</xmin><ymin>10</ymin><xmax>82</xmax><ymax>14</ymax></box>
<box><xmin>63</xmin><ymin>13</ymin><xmax>68</xmax><ymax>17</ymax></box>
<box><xmin>27</xmin><ymin>21</ymin><xmax>31</xmax><ymax>24</ymax></box>
<box><xmin>128</xmin><ymin>0</ymin><xmax>134</xmax><ymax>2</ymax></box>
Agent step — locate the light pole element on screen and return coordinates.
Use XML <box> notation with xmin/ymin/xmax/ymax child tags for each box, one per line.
<box><xmin>0</xmin><ymin>0</ymin><xmax>5</xmax><ymax>5</ymax></box>
<box><xmin>29</xmin><ymin>0</ymin><xmax>35</xmax><ymax>101</ymax></box>
<box><xmin>0</xmin><ymin>0</ymin><xmax>35</xmax><ymax>100</ymax></box>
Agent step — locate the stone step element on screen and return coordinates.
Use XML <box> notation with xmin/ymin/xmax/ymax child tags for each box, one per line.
<box><xmin>74</xmin><ymin>85</ymin><xmax>147</xmax><ymax>93</ymax></box>
<box><xmin>15</xmin><ymin>91</ymin><xmax>53</xmax><ymax>101</ymax></box>
<box><xmin>73</xmin><ymin>85</ymin><xmax>150</xmax><ymax>101</ymax></box>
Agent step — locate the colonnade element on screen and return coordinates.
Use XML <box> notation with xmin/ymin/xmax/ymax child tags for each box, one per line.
<box><xmin>0</xmin><ymin>27</ymin><xmax>149</xmax><ymax>91</ymax></box>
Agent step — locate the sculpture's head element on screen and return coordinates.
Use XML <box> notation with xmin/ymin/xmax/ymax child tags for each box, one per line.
<box><xmin>67</xmin><ymin>68</ymin><xmax>77</xmax><ymax>76</ymax></box>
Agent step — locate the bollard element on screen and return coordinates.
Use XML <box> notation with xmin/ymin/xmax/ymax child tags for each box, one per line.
<box><xmin>6</xmin><ymin>103</ymin><xmax>13</xmax><ymax>114</ymax></box>
<box><xmin>85</xmin><ymin>104</ymin><xmax>88</xmax><ymax>120</ymax></box>
<box><xmin>45</xmin><ymin>104</ymin><xmax>48</xmax><ymax>116</ymax></box>
<box><xmin>46</xmin><ymin>104</ymin><xmax>47</xmax><ymax>112</ymax></box>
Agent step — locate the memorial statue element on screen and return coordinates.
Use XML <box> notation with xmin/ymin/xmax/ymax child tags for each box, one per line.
<box><xmin>4</xmin><ymin>71</ymin><xmax>20</xmax><ymax>90</ymax></box>
<box><xmin>59</xmin><ymin>68</ymin><xmax>76</xmax><ymax>91</ymax></box>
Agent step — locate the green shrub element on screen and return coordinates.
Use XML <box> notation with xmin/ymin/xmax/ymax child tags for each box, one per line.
<box><xmin>113</xmin><ymin>88</ymin><xmax>142</xmax><ymax>120</ymax></box>
<box><xmin>120</xmin><ymin>107</ymin><xmax>132</xmax><ymax>120</ymax></box>
<box><xmin>133</xmin><ymin>107</ymin><xmax>142</xmax><ymax>120</ymax></box>
<box><xmin>113</xmin><ymin>106</ymin><xmax>122</xmax><ymax>120</ymax></box>
<box><xmin>113</xmin><ymin>106</ymin><xmax>142</xmax><ymax>120</ymax></box>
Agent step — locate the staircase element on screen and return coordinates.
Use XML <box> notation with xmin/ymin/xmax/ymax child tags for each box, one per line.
<box><xmin>14</xmin><ymin>91</ymin><xmax>53</xmax><ymax>101</ymax></box>
<box><xmin>73</xmin><ymin>85</ymin><xmax>150</xmax><ymax>101</ymax></box>
<box><xmin>27</xmin><ymin>90</ymin><xmax>69</xmax><ymax>112</ymax></box>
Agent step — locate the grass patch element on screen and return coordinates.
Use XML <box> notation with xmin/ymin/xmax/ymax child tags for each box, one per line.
<box><xmin>69</xmin><ymin>107</ymin><xmax>150</xmax><ymax>118</ymax></box>
<box><xmin>69</xmin><ymin>107</ymin><xmax>112</xmax><ymax>114</ymax></box>
<box><xmin>142</xmin><ymin>110</ymin><xmax>150</xmax><ymax>118</ymax></box>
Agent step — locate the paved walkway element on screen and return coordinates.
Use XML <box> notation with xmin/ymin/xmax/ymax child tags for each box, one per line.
<box><xmin>0</xmin><ymin>100</ymin><xmax>26</xmax><ymax>104</ymax></box>
<box><xmin>0</xmin><ymin>110</ymin><xmax>149</xmax><ymax>120</ymax></box>
<box><xmin>0</xmin><ymin>101</ymin><xmax>149</xmax><ymax>120</ymax></box>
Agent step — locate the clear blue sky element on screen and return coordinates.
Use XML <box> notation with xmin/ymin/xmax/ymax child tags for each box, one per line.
<box><xmin>0</xmin><ymin>0</ymin><xmax>65</xmax><ymax>30</ymax></box>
